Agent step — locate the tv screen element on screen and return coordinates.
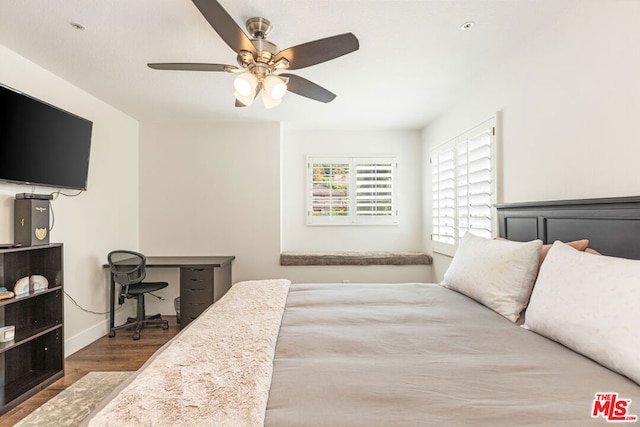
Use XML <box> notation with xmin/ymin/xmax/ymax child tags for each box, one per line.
<box><xmin>0</xmin><ymin>84</ymin><xmax>93</xmax><ymax>191</ymax></box>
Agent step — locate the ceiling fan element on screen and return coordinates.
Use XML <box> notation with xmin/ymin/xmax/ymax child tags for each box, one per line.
<box><xmin>148</xmin><ymin>0</ymin><xmax>360</xmax><ymax>108</ymax></box>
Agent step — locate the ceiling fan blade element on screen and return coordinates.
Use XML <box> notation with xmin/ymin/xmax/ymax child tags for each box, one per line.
<box><xmin>191</xmin><ymin>0</ymin><xmax>256</xmax><ymax>55</ymax></box>
<box><xmin>148</xmin><ymin>63</ymin><xmax>235</xmax><ymax>72</ymax></box>
<box><xmin>275</xmin><ymin>33</ymin><xmax>359</xmax><ymax>71</ymax></box>
<box><xmin>280</xmin><ymin>74</ymin><xmax>336</xmax><ymax>103</ymax></box>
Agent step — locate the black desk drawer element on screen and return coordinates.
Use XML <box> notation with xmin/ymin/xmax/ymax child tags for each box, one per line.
<box><xmin>180</xmin><ymin>267</ymin><xmax>214</xmax><ymax>328</ymax></box>
<box><xmin>181</xmin><ymin>301</ymin><xmax>210</xmax><ymax>323</ymax></box>
<box><xmin>180</xmin><ymin>267</ymin><xmax>213</xmax><ymax>285</ymax></box>
<box><xmin>180</xmin><ymin>286</ymin><xmax>213</xmax><ymax>303</ymax></box>
<box><xmin>180</xmin><ymin>268</ymin><xmax>213</xmax><ymax>300</ymax></box>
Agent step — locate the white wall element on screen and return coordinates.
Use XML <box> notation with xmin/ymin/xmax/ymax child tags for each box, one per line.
<box><xmin>138</xmin><ymin>125</ymin><xmax>432</xmax><ymax>290</ymax></box>
<box><xmin>422</xmin><ymin>0</ymin><xmax>640</xmax><ymax>281</ymax></box>
<box><xmin>281</xmin><ymin>129</ymin><xmax>432</xmax><ymax>283</ymax></box>
<box><xmin>138</xmin><ymin>121</ymin><xmax>283</xmax><ymax>314</ymax></box>
<box><xmin>0</xmin><ymin>44</ymin><xmax>140</xmax><ymax>355</ymax></box>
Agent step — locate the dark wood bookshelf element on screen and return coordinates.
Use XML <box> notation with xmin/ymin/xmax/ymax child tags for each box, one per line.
<box><xmin>0</xmin><ymin>244</ymin><xmax>63</xmax><ymax>415</ymax></box>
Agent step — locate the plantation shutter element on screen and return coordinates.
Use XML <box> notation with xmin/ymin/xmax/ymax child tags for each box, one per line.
<box><xmin>356</xmin><ymin>160</ymin><xmax>395</xmax><ymax>217</ymax></box>
<box><xmin>308</xmin><ymin>160</ymin><xmax>351</xmax><ymax>224</ymax></box>
<box><xmin>456</xmin><ymin>128</ymin><xmax>493</xmax><ymax>240</ymax></box>
<box><xmin>431</xmin><ymin>146</ymin><xmax>456</xmax><ymax>245</ymax></box>
<box><xmin>307</xmin><ymin>156</ymin><xmax>397</xmax><ymax>225</ymax></box>
<box><xmin>430</xmin><ymin>117</ymin><xmax>496</xmax><ymax>253</ymax></box>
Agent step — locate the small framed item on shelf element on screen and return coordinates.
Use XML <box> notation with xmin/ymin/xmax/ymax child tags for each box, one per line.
<box><xmin>0</xmin><ymin>325</ymin><xmax>15</xmax><ymax>342</ymax></box>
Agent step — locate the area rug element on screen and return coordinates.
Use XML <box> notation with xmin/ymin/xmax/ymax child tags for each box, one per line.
<box><xmin>15</xmin><ymin>371</ymin><xmax>133</xmax><ymax>427</ymax></box>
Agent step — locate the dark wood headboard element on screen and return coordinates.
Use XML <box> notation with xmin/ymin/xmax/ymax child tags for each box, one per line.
<box><xmin>496</xmin><ymin>196</ymin><xmax>640</xmax><ymax>260</ymax></box>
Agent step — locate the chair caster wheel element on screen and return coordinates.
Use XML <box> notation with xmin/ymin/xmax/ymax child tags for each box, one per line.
<box><xmin>108</xmin><ymin>330</ymin><xmax>116</xmax><ymax>338</ymax></box>
<box><xmin>133</xmin><ymin>333</ymin><xmax>140</xmax><ymax>340</ymax></box>
<box><xmin>162</xmin><ymin>323</ymin><xmax>169</xmax><ymax>330</ymax></box>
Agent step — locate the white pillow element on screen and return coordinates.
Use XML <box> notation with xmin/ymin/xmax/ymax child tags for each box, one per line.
<box><xmin>524</xmin><ymin>241</ymin><xmax>640</xmax><ymax>385</ymax></box>
<box><xmin>441</xmin><ymin>233</ymin><xmax>542</xmax><ymax>322</ymax></box>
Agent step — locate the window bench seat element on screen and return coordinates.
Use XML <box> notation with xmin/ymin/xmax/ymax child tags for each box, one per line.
<box><xmin>280</xmin><ymin>251</ymin><xmax>433</xmax><ymax>266</ymax></box>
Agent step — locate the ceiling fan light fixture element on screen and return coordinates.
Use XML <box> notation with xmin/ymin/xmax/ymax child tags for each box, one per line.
<box><xmin>148</xmin><ymin>2</ymin><xmax>359</xmax><ymax>109</ymax></box>
<box><xmin>263</xmin><ymin>75</ymin><xmax>287</xmax><ymax>100</ymax></box>
<box><xmin>233</xmin><ymin>72</ymin><xmax>258</xmax><ymax>97</ymax></box>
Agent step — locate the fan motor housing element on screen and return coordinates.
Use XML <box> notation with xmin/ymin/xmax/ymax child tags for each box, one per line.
<box><xmin>246</xmin><ymin>17</ymin><xmax>272</xmax><ymax>39</ymax></box>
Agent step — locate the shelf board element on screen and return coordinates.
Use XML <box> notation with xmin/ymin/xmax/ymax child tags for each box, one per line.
<box><xmin>0</xmin><ymin>369</ymin><xmax>64</xmax><ymax>413</ymax></box>
<box><xmin>0</xmin><ymin>243</ymin><xmax>62</xmax><ymax>255</ymax></box>
<box><xmin>0</xmin><ymin>286</ymin><xmax>62</xmax><ymax>308</ymax></box>
<box><xmin>0</xmin><ymin>324</ymin><xmax>62</xmax><ymax>354</ymax></box>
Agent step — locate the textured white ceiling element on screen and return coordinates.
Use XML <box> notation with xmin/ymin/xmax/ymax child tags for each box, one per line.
<box><xmin>0</xmin><ymin>0</ymin><xmax>579</xmax><ymax>129</ymax></box>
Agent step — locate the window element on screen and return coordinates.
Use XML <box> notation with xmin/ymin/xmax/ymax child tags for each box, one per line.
<box><xmin>431</xmin><ymin>118</ymin><xmax>496</xmax><ymax>254</ymax></box>
<box><xmin>307</xmin><ymin>156</ymin><xmax>397</xmax><ymax>225</ymax></box>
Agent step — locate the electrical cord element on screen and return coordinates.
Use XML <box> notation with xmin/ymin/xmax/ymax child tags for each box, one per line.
<box><xmin>22</xmin><ymin>186</ymin><xmax>83</xmax><ymax>232</ymax></box>
<box><xmin>48</xmin><ymin>199</ymin><xmax>55</xmax><ymax>232</ymax></box>
<box><xmin>48</xmin><ymin>188</ymin><xmax>83</xmax><ymax>232</ymax></box>
<box><xmin>63</xmin><ymin>290</ymin><xmax>123</xmax><ymax>315</ymax></box>
<box><xmin>65</xmin><ymin>289</ymin><xmax>165</xmax><ymax>315</ymax></box>
<box><xmin>51</xmin><ymin>189</ymin><xmax>83</xmax><ymax>198</ymax></box>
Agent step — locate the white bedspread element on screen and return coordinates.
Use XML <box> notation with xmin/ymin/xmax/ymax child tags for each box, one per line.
<box><xmin>86</xmin><ymin>279</ymin><xmax>291</xmax><ymax>427</ymax></box>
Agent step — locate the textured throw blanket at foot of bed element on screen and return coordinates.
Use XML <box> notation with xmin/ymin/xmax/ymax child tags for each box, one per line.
<box><xmin>85</xmin><ymin>279</ymin><xmax>291</xmax><ymax>427</ymax></box>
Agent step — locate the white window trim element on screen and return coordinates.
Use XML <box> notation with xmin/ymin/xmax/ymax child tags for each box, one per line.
<box><xmin>430</xmin><ymin>118</ymin><xmax>497</xmax><ymax>256</ymax></box>
<box><xmin>306</xmin><ymin>155</ymin><xmax>398</xmax><ymax>226</ymax></box>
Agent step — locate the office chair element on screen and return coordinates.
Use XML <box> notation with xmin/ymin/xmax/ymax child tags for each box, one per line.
<box><xmin>107</xmin><ymin>250</ymin><xmax>169</xmax><ymax>340</ymax></box>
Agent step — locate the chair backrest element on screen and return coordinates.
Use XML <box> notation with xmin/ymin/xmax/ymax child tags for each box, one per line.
<box><xmin>107</xmin><ymin>250</ymin><xmax>147</xmax><ymax>286</ymax></box>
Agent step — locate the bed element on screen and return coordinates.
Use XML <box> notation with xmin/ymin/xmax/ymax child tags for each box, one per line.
<box><xmin>84</xmin><ymin>197</ymin><xmax>640</xmax><ymax>426</ymax></box>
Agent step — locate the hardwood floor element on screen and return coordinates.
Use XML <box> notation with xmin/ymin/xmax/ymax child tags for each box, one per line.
<box><xmin>0</xmin><ymin>316</ymin><xmax>179</xmax><ymax>427</ymax></box>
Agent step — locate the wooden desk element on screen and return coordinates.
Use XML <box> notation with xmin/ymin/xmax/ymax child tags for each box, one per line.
<box><xmin>107</xmin><ymin>256</ymin><xmax>235</xmax><ymax>334</ymax></box>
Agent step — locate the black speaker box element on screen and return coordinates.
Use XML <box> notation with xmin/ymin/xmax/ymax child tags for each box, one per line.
<box><xmin>14</xmin><ymin>199</ymin><xmax>50</xmax><ymax>246</ymax></box>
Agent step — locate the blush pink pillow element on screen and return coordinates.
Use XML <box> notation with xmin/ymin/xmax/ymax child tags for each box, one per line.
<box><xmin>539</xmin><ymin>239</ymin><xmax>589</xmax><ymax>264</ymax></box>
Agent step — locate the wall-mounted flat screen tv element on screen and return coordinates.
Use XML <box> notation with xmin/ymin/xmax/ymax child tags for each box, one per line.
<box><xmin>0</xmin><ymin>83</ymin><xmax>93</xmax><ymax>191</ymax></box>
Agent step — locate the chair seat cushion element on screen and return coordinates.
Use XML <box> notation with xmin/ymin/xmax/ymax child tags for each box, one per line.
<box><xmin>125</xmin><ymin>281</ymin><xmax>169</xmax><ymax>295</ymax></box>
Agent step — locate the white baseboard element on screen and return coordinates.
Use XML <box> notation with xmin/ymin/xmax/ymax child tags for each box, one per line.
<box><xmin>65</xmin><ymin>319</ymin><xmax>108</xmax><ymax>357</ymax></box>
<box><xmin>64</xmin><ymin>307</ymin><xmax>177</xmax><ymax>357</ymax></box>
<box><xmin>64</xmin><ymin>310</ymin><xmax>132</xmax><ymax>357</ymax></box>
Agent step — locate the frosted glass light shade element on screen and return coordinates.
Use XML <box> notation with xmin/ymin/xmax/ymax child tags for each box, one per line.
<box><xmin>233</xmin><ymin>72</ymin><xmax>258</xmax><ymax>97</ymax></box>
<box><xmin>263</xmin><ymin>75</ymin><xmax>287</xmax><ymax>100</ymax></box>
<box><xmin>261</xmin><ymin>90</ymin><xmax>282</xmax><ymax>109</ymax></box>
<box><xmin>234</xmin><ymin>91</ymin><xmax>255</xmax><ymax>107</ymax></box>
